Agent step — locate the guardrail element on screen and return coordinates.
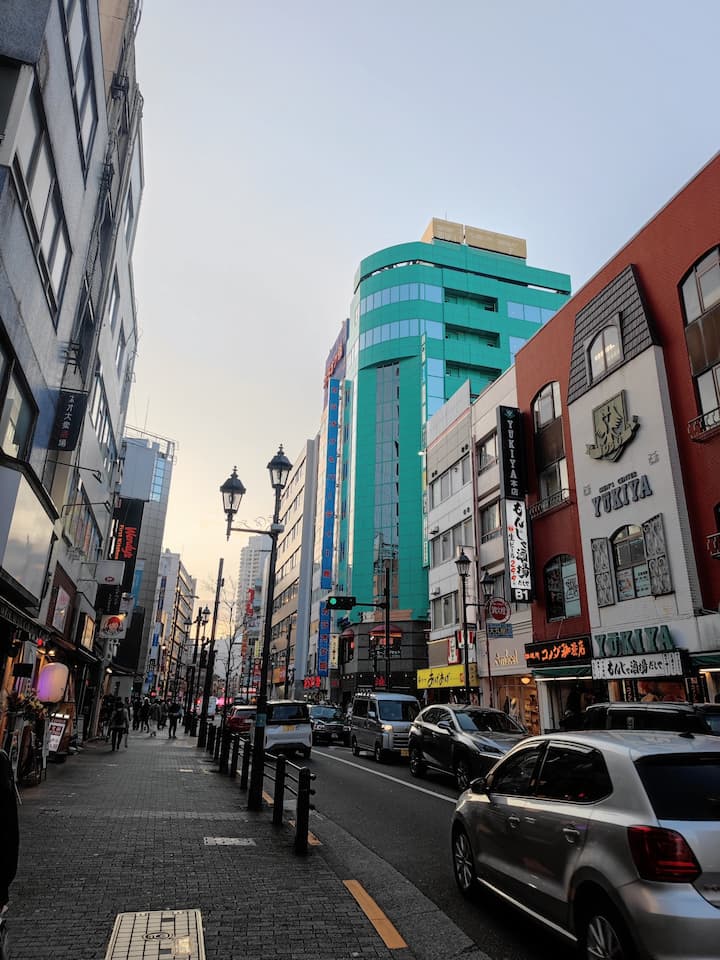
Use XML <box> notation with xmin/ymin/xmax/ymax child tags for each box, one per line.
<box><xmin>208</xmin><ymin>727</ymin><xmax>316</xmax><ymax>855</ymax></box>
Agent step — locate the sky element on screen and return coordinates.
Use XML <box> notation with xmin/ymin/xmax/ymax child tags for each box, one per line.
<box><xmin>128</xmin><ymin>0</ymin><xmax>720</xmax><ymax>621</ymax></box>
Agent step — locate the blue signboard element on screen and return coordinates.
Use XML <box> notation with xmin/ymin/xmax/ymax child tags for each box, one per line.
<box><xmin>320</xmin><ymin>378</ymin><xmax>340</xmax><ymax>590</ymax></box>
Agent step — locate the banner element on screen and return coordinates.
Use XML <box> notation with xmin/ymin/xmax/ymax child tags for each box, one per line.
<box><xmin>49</xmin><ymin>390</ymin><xmax>87</xmax><ymax>452</ymax></box>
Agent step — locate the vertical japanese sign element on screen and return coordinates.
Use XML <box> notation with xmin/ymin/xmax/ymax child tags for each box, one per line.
<box><xmin>317</xmin><ymin>606</ymin><xmax>331</xmax><ymax>677</ymax></box>
<box><xmin>49</xmin><ymin>389</ymin><xmax>88</xmax><ymax>451</ymax></box>
<box><xmin>320</xmin><ymin>378</ymin><xmax>340</xmax><ymax>590</ymax></box>
<box><xmin>497</xmin><ymin>406</ymin><xmax>534</xmax><ymax>602</ymax></box>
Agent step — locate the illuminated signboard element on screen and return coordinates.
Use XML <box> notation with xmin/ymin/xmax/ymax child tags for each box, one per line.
<box><xmin>525</xmin><ymin>637</ymin><xmax>589</xmax><ymax>666</ymax></box>
<box><xmin>497</xmin><ymin>406</ymin><xmax>534</xmax><ymax>603</ymax></box>
<box><xmin>320</xmin><ymin>378</ymin><xmax>340</xmax><ymax>590</ymax></box>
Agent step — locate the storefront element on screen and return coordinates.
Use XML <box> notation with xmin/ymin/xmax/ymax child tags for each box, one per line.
<box><xmin>417</xmin><ymin>662</ymin><xmax>480</xmax><ymax>705</ymax></box>
<box><xmin>526</xmin><ymin>635</ymin><xmax>608</xmax><ymax>731</ymax></box>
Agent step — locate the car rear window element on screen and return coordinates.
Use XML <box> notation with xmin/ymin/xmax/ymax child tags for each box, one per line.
<box><xmin>608</xmin><ymin>710</ymin><xmax>710</xmax><ymax>734</ymax></box>
<box><xmin>635</xmin><ymin>753</ymin><xmax>720</xmax><ymax>820</ymax></box>
<box><xmin>310</xmin><ymin>706</ymin><xmax>342</xmax><ymax>720</ymax></box>
<box><xmin>267</xmin><ymin>703</ymin><xmax>309</xmax><ymax>724</ymax></box>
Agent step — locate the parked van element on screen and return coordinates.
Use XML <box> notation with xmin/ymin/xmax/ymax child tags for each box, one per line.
<box><xmin>256</xmin><ymin>700</ymin><xmax>312</xmax><ymax>760</ymax></box>
<box><xmin>350</xmin><ymin>691</ymin><xmax>420</xmax><ymax>762</ymax></box>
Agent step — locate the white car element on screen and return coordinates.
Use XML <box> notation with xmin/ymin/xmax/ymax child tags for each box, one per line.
<box><xmin>259</xmin><ymin>700</ymin><xmax>312</xmax><ymax>760</ymax></box>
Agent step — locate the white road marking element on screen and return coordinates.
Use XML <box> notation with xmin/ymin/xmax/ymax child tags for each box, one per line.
<box><xmin>315</xmin><ymin>750</ymin><xmax>456</xmax><ymax>803</ymax></box>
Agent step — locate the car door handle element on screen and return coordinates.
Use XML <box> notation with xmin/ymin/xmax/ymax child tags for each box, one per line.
<box><xmin>507</xmin><ymin>815</ymin><xmax>521</xmax><ymax>829</ymax></box>
<box><xmin>562</xmin><ymin>825</ymin><xmax>581</xmax><ymax>843</ymax></box>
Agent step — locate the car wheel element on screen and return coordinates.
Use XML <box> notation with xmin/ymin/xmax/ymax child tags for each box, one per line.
<box><xmin>579</xmin><ymin>900</ymin><xmax>634</xmax><ymax>960</ymax></box>
<box><xmin>454</xmin><ymin>757</ymin><xmax>472</xmax><ymax>792</ymax></box>
<box><xmin>409</xmin><ymin>748</ymin><xmax>426</xmax><ymax>778</ymax></box>
<box><xmin>451</xmin><ymin>826</ymin><xmax>477</xmax><ymax>898</ymax></box>
<box><xmin>374</xmin><ymin>742</ymin><xmax>384</xmax><ymax>763</ymax></box>
<box><xmin>351</xmin><ymin>737</ymin><xmax>360</xmax><ymax>757</ymax></box>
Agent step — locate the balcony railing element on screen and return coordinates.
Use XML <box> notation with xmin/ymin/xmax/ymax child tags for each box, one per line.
<box><xmin>708</xmin><ymin>532</ymin><xmax>720</xmax><ymax>559</ymax></box>
<box><xmin>529</xmin><ymin>489</ymin><xmax>572</xmax><ymax>519</ymax></box>
<box><xmin>688</xmin><ymin>405</ymin><xmax>720</xmax><ymax>441</ymax></box>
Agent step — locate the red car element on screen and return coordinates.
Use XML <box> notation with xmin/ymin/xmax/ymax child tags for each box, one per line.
<box><xmin>226</xmin><ymin>705</ymin><xmax>256</xmax><ymax>735</ymax></box>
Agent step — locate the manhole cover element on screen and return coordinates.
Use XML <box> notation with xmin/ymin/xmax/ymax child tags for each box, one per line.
<box><xmin>104</xmin><ymin>909</ymin><xmax>204</xmax><ymax>959</ymax></box>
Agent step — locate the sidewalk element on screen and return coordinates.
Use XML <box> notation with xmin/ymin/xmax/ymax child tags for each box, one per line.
<box><xmin>9</xmin><ymin>729</ymin><xmax>489</xmax><ymax>960</ymax></box>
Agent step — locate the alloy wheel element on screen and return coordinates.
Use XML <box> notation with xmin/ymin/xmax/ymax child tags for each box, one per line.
<box><xmin>409</xmin><ymin>748</ymin><xmax>425</xmax><ymax>777</ymax></box>
<box><xmin>455</xmin><ymin>758</ymin><xmax>471</xmax><ymax>791</ymax></box>
<box><xmin>585</xmin><ymin>914</ymin><xmax>628</xmax><ymax>960</ymax></box>
<box><xmin>452</xmin><ymin>828</ymin><xmax>476</xmax><ymax>896</ymax></box>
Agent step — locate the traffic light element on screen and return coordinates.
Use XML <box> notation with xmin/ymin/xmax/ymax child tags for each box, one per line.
<box><xmin>325</xmin><ymin>596</ymin><xmax>356</xmax><ymax>610</ymax></box>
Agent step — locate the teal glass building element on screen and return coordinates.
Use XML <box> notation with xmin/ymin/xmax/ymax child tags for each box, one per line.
<box><xmin>335</xmin><ymin>219</ymin><xmax>571</xmax><ymax>697</ymax></box>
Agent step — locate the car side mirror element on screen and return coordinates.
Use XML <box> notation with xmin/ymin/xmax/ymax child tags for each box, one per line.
<box><xmin>470</xmin><ymin>777</ymin><xmax>488</xmax><ymax>795</ymax></box>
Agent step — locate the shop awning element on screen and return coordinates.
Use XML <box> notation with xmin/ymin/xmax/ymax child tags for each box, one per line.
<box><xmin>691</xmin><ymin>652</ymin><xmax>720</xmax><ymax>669</ymax></box>
<box><xmin>532</xmin><ymin>664</ymin><xmax>592</xmax><ymax>680</ymax></box>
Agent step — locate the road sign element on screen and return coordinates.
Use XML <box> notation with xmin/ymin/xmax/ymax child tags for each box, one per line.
<box><xmin>488</xmin><ymin>598</ymin><xmax>511</xmax><ymax>622</ymax></box>
<box><xmin>487</xmin><ymin>622</ymin><xmax>514</xmax><ymax>639</ymax></box>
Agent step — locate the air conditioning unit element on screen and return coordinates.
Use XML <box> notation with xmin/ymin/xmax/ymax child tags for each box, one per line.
<box><xmin>431</xmin><ymin>587</ymin><xmax>441</xmax><ymax>596</ymax></box>
<box><xmin>429</xmin><ymin>525</ymin><xmax>439</xmax><ymax>535</ymax></box>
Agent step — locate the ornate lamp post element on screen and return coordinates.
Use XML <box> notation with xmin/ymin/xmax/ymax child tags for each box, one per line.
<box><xmin>479</xmin><ymin>568</ymin><xmax>495</xmax><ymax>707</ymax></box>
<box><xmin>220</xmin><ymin>446</ymin><xmax>292</xmax><ymax>812</ymax></box>
<box><xmin>185</xmin><ymin>605</ymin><xmax>210</xmax><ymax>732</ymax></box>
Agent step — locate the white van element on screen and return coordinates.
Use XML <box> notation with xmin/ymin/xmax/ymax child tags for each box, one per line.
<box><xmin>350</xmin><ymin>691</ymin><xmax>420</xmax><ymax>762</ymax></box>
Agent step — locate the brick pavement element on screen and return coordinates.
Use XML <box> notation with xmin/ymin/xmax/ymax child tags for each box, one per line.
<box><xmin>8</xmin><ymin>728</ymin><xmax>490</xmax><ymax>960</ymax></box>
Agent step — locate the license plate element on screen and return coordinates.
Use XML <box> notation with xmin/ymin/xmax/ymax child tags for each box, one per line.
<box><xmin>283</xmin><ymin>724</ymin><xmax>296</xmax><ymax>732</ymax></box>
<box><xmin>400</xmin><ymin>748</ymin><xmax>409</xmax><ymax>757</ymax></box>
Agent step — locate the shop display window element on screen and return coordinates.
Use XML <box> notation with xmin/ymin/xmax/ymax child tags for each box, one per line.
<box><xmin>544</xmin><ymin>555</ymin><xmax>581</xmax><ymax>620</ymax></box>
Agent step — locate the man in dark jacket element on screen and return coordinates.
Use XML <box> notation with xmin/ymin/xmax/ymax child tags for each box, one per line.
<box><xmin>0</xmin><ymin>748</ymin><xmax>18</xmax><ymax>907</ymax></box>
<box><xmin>167</xmin><ymin>700</ymin><xmax>181</xmax><ymax>739</ymax></box>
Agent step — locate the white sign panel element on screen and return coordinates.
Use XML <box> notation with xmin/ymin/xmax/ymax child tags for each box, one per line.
<box><xmin>98</xmin><ymin>612</ymin><xmax>128</xmax><ymax>641</ymax></box>
<box><xmin>591</xmin><ymin>649</ymin><xmax>683</xmax><ymax>681</ymax></box>
<box><xmin>505</xmin><ymin>499</ymin><xmax>533</xmax><ymax>602</ymax></box>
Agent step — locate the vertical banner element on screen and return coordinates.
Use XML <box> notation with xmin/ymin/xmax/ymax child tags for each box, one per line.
<box><xmin>320</xmin><ymin>378</ymin><xmax>340</xmax><ymax>589</ymax></box>
<box><xmin>48</xmin><ymin>390</ymin><xmax>88</xmax><ymax>451</ymax></box>
<box><xmin>112</xmin><ymin>497</ymin><xmax>145</xmax><ymax>590</ymax></box>
<box><xmin>497</xmin><ymin>406</ymin><xmax>534</xmax><ymax>602</ymax></box>
<box><xmin>317</xmin><ymin>607</ymin><xmax>331</xmax><ymax>677</ymax></box>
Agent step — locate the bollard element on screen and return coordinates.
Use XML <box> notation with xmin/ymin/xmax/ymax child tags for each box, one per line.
<box><xmin>229</xmin><ymin>734</ymin><xmax>240</xmax><ymax>778</ymax></box>
<box><xmin>294</xmin><ymin>766</ymin><xmax>314</xmax><ymax>855</ymax></box>
<box><xmin>213</xmin><ymin>726</ymin><xmax>222</xmax><ymax>761</ymax></box>
<box><xmin>219</xmin><ymin>729</ymin><xmax>230</xmax><ymax>774</ymax></box>
<box><xmin>240</xmin><ymin>737</ymin><xmax>251</xmax><ymax>790</ymax></box>
<box><xmin>206</xmin><ymin>724</ymin><xmax>216</xmax><ymax>755</ymax></box>
<box><xmin>197</xmin><ymin>718</ymin><xmax>207</xmax><ymax>749</ymax></box>
<box><xmin>273</xmin><ymin>755</ymin><xmax>286</xmax><ymax>827</ymax></box>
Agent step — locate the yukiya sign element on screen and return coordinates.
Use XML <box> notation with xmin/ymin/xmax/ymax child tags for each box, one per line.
<box><xmin>592</xmin><ymin>470</ymin><xmax>653</xmax><ymax>517</ymax></box>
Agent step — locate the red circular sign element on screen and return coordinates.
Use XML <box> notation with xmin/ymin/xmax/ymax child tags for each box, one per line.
<box><xmin>488</xmin><ymin>598</ymin><xmax>511</xmax><ymax>623</ymax></box>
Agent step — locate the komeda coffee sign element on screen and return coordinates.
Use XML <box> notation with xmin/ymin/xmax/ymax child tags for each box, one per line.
<box><xmin>497</xmin><ymin>406</ymin><xmax>534</xmax><ymax>603</ymax></box>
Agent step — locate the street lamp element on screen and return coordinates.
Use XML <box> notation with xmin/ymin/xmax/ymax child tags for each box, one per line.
<box><xmin>185</xmin><ymin>605</ymin><xmax>210</xmax><ymax>732</ymax></box>
<box><xmin>455</xmin><ymin>550</ymin><xmax>472</xmax><ymax>704</ymax></box>
<box><xmin>479</xmin><ymin>569</ymin><xmax>495</xmax><ymax>708</ymax></box>
<box><xmin>220</xmin><ymin>445</ymin><xmax>292</xmax><ymax>812</ymax></box>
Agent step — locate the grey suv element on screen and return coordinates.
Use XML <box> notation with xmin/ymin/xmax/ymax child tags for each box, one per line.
<box><xmin>452</xmin><ymin>731</ymin><xmax>720</xmax><ymax>959</ymax></box>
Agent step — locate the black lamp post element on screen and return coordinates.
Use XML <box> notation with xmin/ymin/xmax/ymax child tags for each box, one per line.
<box><xmin>455</xmin><ymin>550</ymin><xmax>472</xmax><ymax>704</ymax></box>
<box><xmin>186</xmin><ymin>605</ymin><xmax>210</xmax><ymax>732</ymax></box>
<box><xmin>479</xmin><ymin>569</ymin><xmax>496</xmax><ymax>708</ymax></box>
<box><xmin>221</xmin><ymin>445</ymin><xmax>292</xmax><ymax>812</ymax></box>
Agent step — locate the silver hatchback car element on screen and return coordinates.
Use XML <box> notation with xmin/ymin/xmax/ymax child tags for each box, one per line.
<box><xmin>451</xmin><ymin>731</ymin><xmax>720</xmax><ymax>959</ymax></box>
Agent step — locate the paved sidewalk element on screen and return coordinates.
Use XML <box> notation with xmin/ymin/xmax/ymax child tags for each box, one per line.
<box><xmin>9</xmin><ymin>729</ymin><xmax>489</xmax><ymax>960</ymax></box>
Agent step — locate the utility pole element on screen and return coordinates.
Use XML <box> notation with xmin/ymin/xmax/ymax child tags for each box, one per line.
<box><xmin>198</xmin><ymin>557</ymin><xmax>224</xmax><ymax>748</ymax></box>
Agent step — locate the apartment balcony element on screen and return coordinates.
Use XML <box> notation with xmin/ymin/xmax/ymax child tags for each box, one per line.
<box><xmin>708</xmin><ymin>532</ymin><xmax>720</xmax><ymax>559</ymax></box>
<box><xmin>528</xmin><ymin>488</ymin><xmax>572</xmax><ymax>519</ymax></box>
<box><xmin>688</xmin><ymin>406</ymin><xmax>720</xmax><ymax>442</ymax></box>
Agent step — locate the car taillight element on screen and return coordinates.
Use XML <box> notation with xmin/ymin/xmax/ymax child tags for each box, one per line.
<box><xmin>627</xmin><ymin>826</ymin><xmax>701</xmax><ymax>882</ymax></box>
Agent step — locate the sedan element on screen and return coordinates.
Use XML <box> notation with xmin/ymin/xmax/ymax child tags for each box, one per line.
<box><xmin>408</xmin><ymin>704</ymin><xmax>527</xmax><ymax>790</ymax></box>
<box><xmin>451</xmin><ymin>731</ymin><xmax>720</xmax><ymax>960</ymax></box>
<box><xmin>309</xmin><ymin>704</ymin><xmax>345</xmax><ymax>745</ymax></box>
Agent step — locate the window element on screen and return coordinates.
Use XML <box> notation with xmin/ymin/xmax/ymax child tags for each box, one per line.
<box><xmin>489</xmin><ymin>745</ymin><xmax>542</xmax><ymax>796</ymax></box>
<box><xmin>477</xmin><ymin>433</ymin><xmax>498</xmax><ymax>472</ymax></box>
<box><xmin>124</xmin><ymin>189</ymin><xmax>135</xmax><ymax>247</ymax></box>
<box><xmin>14</xmin><ymin>91</ymin><xmax>71</xmax><ymax>310</ymax></box>
<box><xmin>115</xmin><ymin>327</ymin><xmax>126</xmax><ymax>375</ymax></box>
<box><xmin>611</xmin><ymin>525</ymin><xmax>652</xmax><ymax>601</ymax></box>
<box><xmin>589</xmin><ymin>325</ymin><xmax>622</xmax><ymax>380</ymax></box>
<box><xmin>62</xmin><ymin>0</ymin><xmax>98</xmax><ymax>163</ymax></box>
<box><xmin>150</xmin><ymin>455</ymin><xmax>167</xmax><ymax>502</ymax></box>
<box><xmin>535</xmin><ymin>745</ymin><xmax>612</xmax><ymax>803</ymax></box>
<box><xmin>89</xmin><ymin>365</ymin><xmax>116</xmax><ymax>472</ymax></box>
<box><xmin>544</xmin><ymin>555</ymin><xmax>581</xmax><ymax>620</ymax></box>
<box><xmin>480</xmin><ymin>501</ymin><xmax>501</xmax><ymax>542</ymax></box>
<box><xmin>0</xmin><ymin>341</ymin><xmax>36</xmax><ymax>460</ymax></box>
<box><xmin>697</xmin><ymin>362</ymin><xmax>720</xmax><ymax>422</ymax></box>
<box><xmin>108</xmin><ymin>272</ymin><xmax>120</xmax><ymax>332</ymax></box>
<box><xmin>599</xmin><ymin>515</ymin><xmax>673</xmax><ymax>601</ymax></box>
<box><xmin>533</xmin><ymin>382</ymin><xmax>562</xmax><ymax>431</ymax></box>
<box><xmin>432</xmin><ymin>592</ymin><xmax>457</xmax><ymax>628</ymax></box>
<box><xmin>681</xmin><ymin>248</ymin><xmax>720</xmax><ymax>323</ymax></box>
<box><xmin>64</xmin><ymin>480</ymin><xmax>102</xmax><ymax>560</ymax></box>
<box><xmin>538</xmin><ymin>458</ymin><xmax>568</xmax><ymax>503</ymax></box>
<box><xmin>636</xmin><ymin>754</ymin><xmax>720</xmax><ymax>821</ymax></box>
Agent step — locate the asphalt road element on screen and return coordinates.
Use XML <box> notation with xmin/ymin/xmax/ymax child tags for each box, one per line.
<box><xmin>310</xmin><ymin>743</ymin><xmax>576</xmax><ymax>960</ymax></box>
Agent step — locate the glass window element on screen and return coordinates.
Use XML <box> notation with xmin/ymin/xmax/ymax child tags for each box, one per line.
<box><xmin>478</xmin><ymin>433</ymin><xmax>498</xmax><ymax>472</ymax></box>
<box><xmin>461</xmin><ymin>455</ymin><xmax>471</xmax><ymax>485</ymax></box>
<box><xmin>390</xmin><ymin>321</ymin><xmax>399</xmax><ymax>340</ymax></box>
<box><xmin>481</xmin><ymin>501</ymin><xmax>501</xmax><ymax>541</ymax></box>
<box><xmin>544</xmin><ymin>555</ymin><xmax>581</xmax><ymax>620</ymax></box>
<box><xmin>427</xmin><ymin>285</ymin><xmax>442</xmax><ymax>303</ymax></box>
<box><xmin>541</xmin><ymin>308</ymin><xmax>555</xmax><ymax>325</ymax></box>
<box><xmin>427</xmin><ymin>375</ymin><xmax>444</xmax><ymax>398</ymax></box>
<box><xmin>535</xmin><ymin>745</ymin><xmax>612</xmax><ymax>803</ymax></box>
<box><xmin>398</xmin><ymin>319</ymin><xmax>409</xmax><ymax>338</ymax></box>
<box><xmin>524</xmin><ymin>305</ymin><xmax>541</xmax><ymax>325</ymax></box>
<box><xmin>124</xmin><ymin>191</ymin><xmax>134</xmax><ymax>246</ymax></box>
<box><xmin>611</xmin><ymin>525</ymin><xmax>651</xmax><ymax>601</ymax></box>
<box><xmin>399</xmin><ymin>284</ymin><xmax>409</xmax><ymax>301</ymax></box>
<box><xmin>589</xmin><ymin>325</ymin><xmax>622</xmax><ymax>380</ymax></box>
<box><xmin>507</xmin><ymin>301</ymin><xmax>524</xmax><ymax>320</ymax></box>
<box><xmin>489</xmin><ymin>745</ymin><xmax>542</xmax><ymax>796</ymax></box>
<box><xmin>390</xmin><ymin>286</ymin><xmax>399</xmax><ymax>304</ymax></box>
<box><xmin>538</xmin><ymin>458</ymin><xmax>568</xmax><ymax>502</ymax></box>
<box><xmin>698</xmin><ymin>364</ymin><xmax>720</xmax><ymax>417</ymax></box>
<box><xmin>427</xmin><ymin>357</ymin><xmax>443</xmax><ymax>377</ymax></box>
<box><xmin>533</xmin><ymin>381</ymin><xmax>562</xmax><ymax>430</ymax></box>
<box><xmin>381</xmin><ymin>288</ymin><xmax>390</xmax><ymax>306</ymax></box>
<box><xmin>681</xmin><ymin>248</ymin><xmax>720</xmax><ymax>322</ymax></box>
<box><xmin>456</xmin><ymin>710</ymin><xmax>525</xmax><ymax>734</ymax></box>
<box><xmin>409</xmin><ymin>283</ymin><xmax>419</xmax><ymax>300</ymax></box>
<box><xmin>635</xmin><ymin>754</ymin><xmax>720</xmax><ymax>821</ymax></box>
<box><xmin>409</xmin><ymin>318</ymin><xmax>419</xmax><ymax>336</ymax></box>
<box><xmin>0</xmin><ymin>370</ymin><xmax>34</xmax><ymax>459</ymax></box>
<box><xmin>426</xmin><ymin>321</ymin><xmax>443</xmax><ymax>339</ymax></box>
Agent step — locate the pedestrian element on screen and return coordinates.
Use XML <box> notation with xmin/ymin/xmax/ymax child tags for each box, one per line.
<box><xmin>139</xmin><ymin>697</ymin><xmax>150</xmax><ymax>732</ymax></box>
<box><xmin>99</xmin><ymin>697</ymin><xmax>112</xmax><ymax>741</ymax></box>
<box><xmin>123</xmin><ymin>698</ymin><xmax>132</xmax><ymax>747</ymax></box>
<box><xmin>149</xmin><ymin>699</ymin><xmax>161</xmax><ymax>737</ymax></box>
<box><xmin>167</xmin><ymin>700</ymin><xmax>181</xmax><ymax>739</ymax></box>
<box><xmin>132</xmin><ymin>697</ymin><xmax>141</xmax><ymax>731</ymax></box>
<box><xmin>0</xmin><ymin>746</ymin><xmax>18</xmax><ymax>959</ymax></box>
<box><xmin>158</xmin><ymin>701</ymin><xmax>167</xmax><ymax>731</ymax></box>
<box><xmin>109</xmin><ymin>700</ymin><xmax>126</xmax><ymax>751</ymax></box>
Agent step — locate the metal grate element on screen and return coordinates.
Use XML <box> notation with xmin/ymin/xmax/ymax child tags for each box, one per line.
<box><xmin>104</xmin><ymin>910</ymin><xmax>205</xmax><ymax>960</ymax></box>
<box><xmin>203</xmin><ymin>837</ymin><xmax>256</xmax><ymax>846</ymax></box>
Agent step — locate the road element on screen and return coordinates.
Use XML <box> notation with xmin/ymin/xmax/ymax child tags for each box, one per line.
<box><xmin>310</xmin><ymin>743</ymin><xmax>575</xmax><ymax>960</ymax></box>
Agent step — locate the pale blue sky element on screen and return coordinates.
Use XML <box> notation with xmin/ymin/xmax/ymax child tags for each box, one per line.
<box><xmin>129</xmin><ymin>0</ymin><xmax>719</xmax><ymax>615</ymax></box>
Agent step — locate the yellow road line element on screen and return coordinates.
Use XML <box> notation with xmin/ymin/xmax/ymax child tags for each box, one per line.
<box><xmin>343</xmin><ymin>879</ymin><xmax>407</xmax><ymax>949</ymax></box>
<box><xmin>262</xmin><ymin>790</ymin><xmax>273</xmax><ymax>805</ymax></box>
<box><xmin>287</xmin><ymin>820</ymin><xmax>321</xmax><ymax>845</ymax></box>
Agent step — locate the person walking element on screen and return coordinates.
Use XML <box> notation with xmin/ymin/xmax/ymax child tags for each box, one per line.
<box><xmin>167</xmin><ymin>700</ymin><xmax>181</xmax><ymax>739</ymax></box>
<box><xmin>123</xmin><ymin>698</ymin><xmax>131</xmax><ymax>748</ymax></box>
<box><xmin>109</xmin><ymin>700</ymin><xmax>126</xmax><ymax>752</ymax></box>
<box><xmin>132</xmin><ymin>697</ymin><xmax>141</xmax><ymax>731</ymax></box>
<box><xmin>139</xmin><ymin>697</ymin><xmax>150</xmax><ymax>732</ymax></box>
<box><xmin>158</xmin><ymin>701</ymin><xmax>167</xmax><ymax>732</ymax></box>
<box><xmin>149</xmin><ymin>699</ymin><xmax>161</xmax><ymax>737</ymax></box>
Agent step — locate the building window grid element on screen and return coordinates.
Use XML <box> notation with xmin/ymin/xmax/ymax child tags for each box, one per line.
<box><xmin>430</xmin><ymin>519</ymin><xmax>473</xmax><ymax>567</ymax></box>
<box><xmin>359</xmin><ymin>317</ymin><xmax>443</xmax><ymax>351</ymax></box>
<box><xmin>360</xmin><ymin>282</ymin><xmax>443</xmax><ymax>317</ymax></box>
<box><xmin>429</xmin><ymin>454</ymin><xmax>471</xmax><ymax>509</ymax></box>
<box><xmin>61</xmin><ymin>0</ymin><xmax>98</xmax><ymax>165</ymax></box>
<box><xmin>64</xmin><ymin>481</ymin><xmax>102</xmax><ymax>560</ymax></box>
<box><xmin>150</xmin><ymin>456</ymin><xmax>166</xmax><ymax>502</ymax></box>
<box><xmin>0</xmin><ymin>341</ymin><xmax>36</xmax><ymax>460</ymax></box>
